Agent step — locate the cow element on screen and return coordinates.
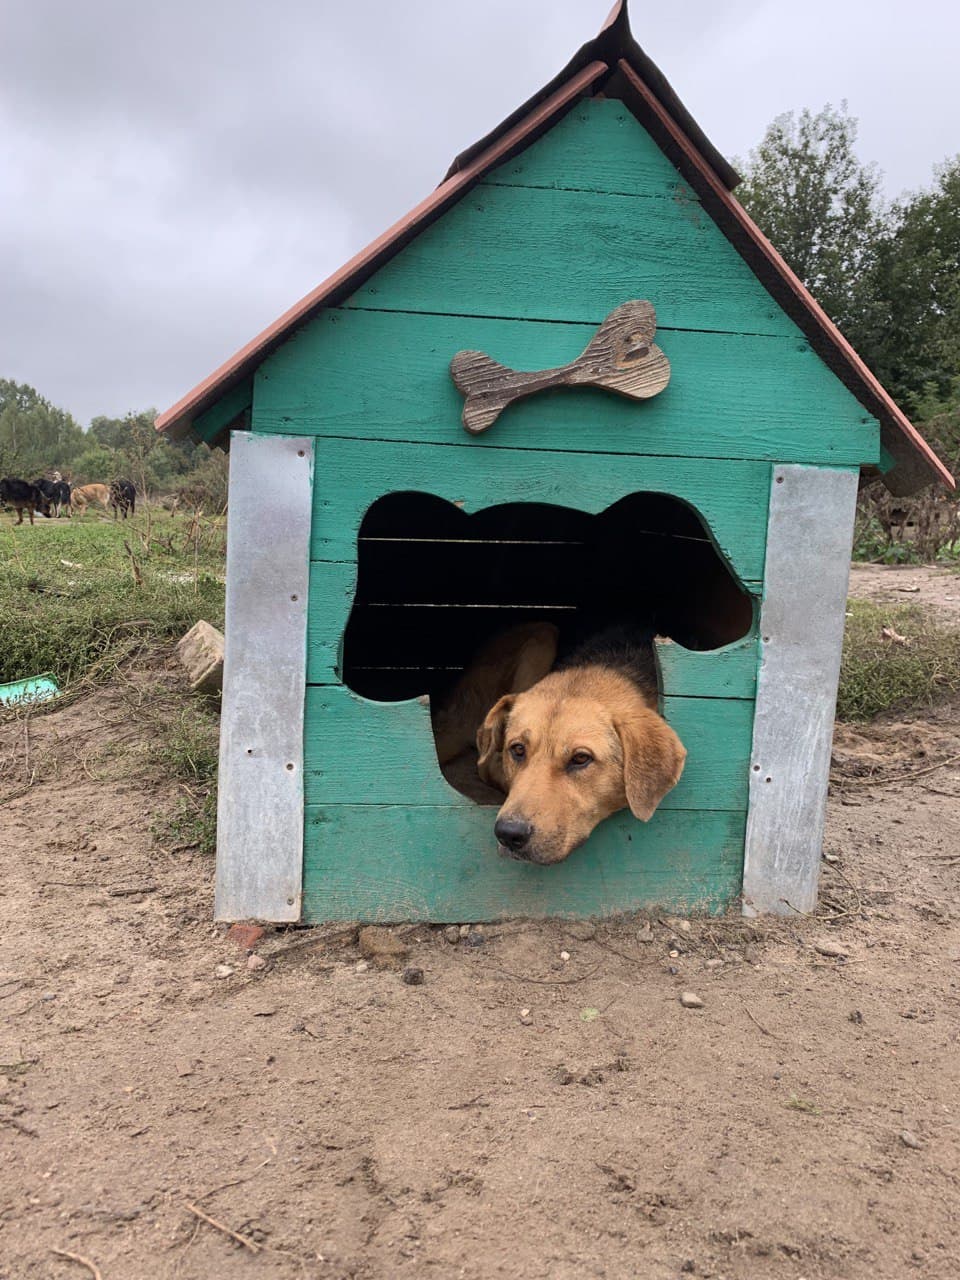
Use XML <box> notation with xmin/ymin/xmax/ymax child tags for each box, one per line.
<box><xmin>34</xmin><ymin>477</ymin><xmax>72</xmax><ymax>518</ymax></box>
<box><xmin>0</xmin><ymin>478</ymin><xmax>52</xmax><ymax>525</ymax></box>
<box><xmin>109</xmin><ymin>478</ymin><xmax>136</xmax><ymax>520</ymax></box>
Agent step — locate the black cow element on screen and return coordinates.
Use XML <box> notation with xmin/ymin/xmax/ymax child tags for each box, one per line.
<box><xmin>0</xmin><ymin>478</ymin><xmax>52</xmax><ymax>525</ymax></box>
<box><xmin>109</xmin><ymin>478</ymin><xmax>136</xmax><ymax>519</ymax></box>
<box><xmin>34</xmin><ymin>477</ymin><xmax>72</xmax><ymax>518</ymax></box>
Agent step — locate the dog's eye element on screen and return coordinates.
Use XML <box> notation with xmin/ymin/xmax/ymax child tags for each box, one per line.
<box><xmin>509</xmin><ymin>742</ymin><xmax>526</xmax><ymax>762</ymax></box>
<box><xmin>568</xmin><ymin>750</ymin><xmax>593</xmax><ymax>770</ymax></box>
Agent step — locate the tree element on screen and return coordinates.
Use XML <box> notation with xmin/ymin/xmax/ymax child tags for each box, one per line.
<box><xmin>735</xmin><ymin>104</ymin><xmax>885</xmax><ymax>342</ymax></box>
<box><xmin>89</xmin><ymin>409</ymin><xmax>184</xmax><ymax>497</ymax></box>
<box><xmin>0</xmin><ymin>379</ymin><xmax>85</xmax><ymax>477</ymax></box>
<box><xmin>862</xmin><ymin>158</ymin><xmax>960</xmax><ymax>411</ymax></box>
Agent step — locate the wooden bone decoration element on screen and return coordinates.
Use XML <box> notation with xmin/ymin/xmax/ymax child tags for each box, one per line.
<box><xmin>450</xmin><ymin>300</ymin><xmax>670</xmax><ymax>434</ymax></box>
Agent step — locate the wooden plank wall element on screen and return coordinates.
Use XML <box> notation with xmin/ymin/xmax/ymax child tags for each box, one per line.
<box><xmin>249</xmin><ymin>100</ymin><xmax>881</xmax><ymax>922</ymax></box>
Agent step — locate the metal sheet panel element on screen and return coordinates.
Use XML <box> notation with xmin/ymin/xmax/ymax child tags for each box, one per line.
<box><xmin>742</xmin><ymin>465</ymin><xmax>858</xmax><ymax>916</ymax></box>
<box><xmin>215</xmin><ymin>432</ymin><xmax>314</xmax><ymax>921</ymax></box>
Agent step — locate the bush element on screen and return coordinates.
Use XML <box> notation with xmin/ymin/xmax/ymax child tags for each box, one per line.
<box><xmin>837</xmin><ymin>600</ymin><xmax>960</xmax><ymax>720</ymax></box>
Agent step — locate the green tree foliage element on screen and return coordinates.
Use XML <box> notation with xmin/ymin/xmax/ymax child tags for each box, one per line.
<box><xmin>0</xmin><ymin>381</ymin><xmax>226</xmax><ymax>506</ymax></box>
<box><xmin>863</xmin><ymin>159</ymin><xmax>960</xmax><ymax>414</ymax></box>
<box><xmin>0</xmin><ymin>379</ymin><xmax>85</xmax><ymax>477</ymax></box>
<box><xmin>88</xmin><ymin>410</ymin><xmax>211</xmax><ymax>496</ymax></box>
<box><xmin>736</xmin><ymin>103</ymin><xmax>885</xmax><ymax>341</ymax></box>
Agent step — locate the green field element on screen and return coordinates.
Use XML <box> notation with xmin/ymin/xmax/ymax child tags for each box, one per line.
<box><xmin>0</xmin><ymin>506</ymin><xmax>226</xmax><ymax>691</ymax></box>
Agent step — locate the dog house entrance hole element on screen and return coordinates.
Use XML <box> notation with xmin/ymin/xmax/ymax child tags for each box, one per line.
<box><xmin>343</xmin><ymin>492</ymin><xmax>752</xmax><ymax>734</ymax></box>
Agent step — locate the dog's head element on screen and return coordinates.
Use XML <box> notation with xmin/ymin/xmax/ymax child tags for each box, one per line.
<box><xmin>476</xmin><ymin>667</ymin><xmax>686</xmax><ymax>864</ymax></box>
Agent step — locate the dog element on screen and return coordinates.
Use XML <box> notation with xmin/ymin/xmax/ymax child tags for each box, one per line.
<box><xmin>33</xmin><ymin>477</ymin><xmax>71</xmax><ymax>518</ymax></box>
<box><xmin>109</xmin><ymin>478</ymin><xmax>136</xmax><ymax>519</ymax></box>
<box><xmin>72</xmin><ymin>483</ymin><xmax>111</xmax><ymax>513</ymax></box>
<box><xmin>0</xmin><ymin>478</ymin><xmax>52</xmax><ymax>525</ymax></box>
<box><xmin>437</xmin><ymin>623</ymin><xmax>686</xmax><ymax>865</ymax></box>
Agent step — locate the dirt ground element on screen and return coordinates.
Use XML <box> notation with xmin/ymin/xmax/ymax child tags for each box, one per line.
<box><xmin>2</xmin><ymin>567</ymin><xmax>960</xmax><ymax>1280</ymax></box>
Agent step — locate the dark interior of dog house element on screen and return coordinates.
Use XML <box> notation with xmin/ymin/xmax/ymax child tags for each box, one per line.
<box><xmin>342</xmin><ymin>493</ymin><xmax>754</xmax><ymax>749</ymax></box>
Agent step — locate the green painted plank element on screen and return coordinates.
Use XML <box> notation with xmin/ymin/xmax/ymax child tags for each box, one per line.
<box><xmin>194</xmin><ymin>377</ymin><xmax>252</xmax><ymax>443</ymax></box>
<box><xmin>304</xmin><ymin>562</ymin><xmax>762</xmax><ymax>692</ymax></box>
<box><xmin>655</xmin><ymin>633</ymin><xmax>759</xmax><ymax>700</ymax></box>
<box><xmin>484</xmin><ymin>99</ymin><xmax>698</xmax><ymax>198</ymax></box>
<box><xmin>301</xmin><ymin>805</ymin><xmax>745</xmax><ymax>921</ymax></box>
<box><xmin>304</xmin><ymin>438</ymin><xmax>770</xmax><ymax>582</ymax></box>
<box><xmin>302</xmin><ymin>685</ymin><xmax>751</xmax><ymax>812</ymax></box>
<box><xmin>253</xmin><ymin>310</ymin><xmax>879</xmax><ymax>467</ymax></box>
<box><xmin>341</xmin><ymin>182</ymin><xmax>798</xmax><ymax>337</ymax></box>
<box><xmin>307</xmin><ymin>560</ymin><xmax>355</xmax><ymax>680</ymax></box>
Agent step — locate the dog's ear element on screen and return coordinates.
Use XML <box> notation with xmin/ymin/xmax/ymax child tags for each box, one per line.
<box><xmin>476</xmin><ymin>694</ymin><xmax>515</xmax><ymax>792</ymax></box>
<box><xmin>616</xmin><ymin>708</ymin><xmax>687</xmax><ymax>821</ymax></box>
<box><xmin>509</xmin><ymin>623</ymin><xmax>559</xmax><ymax>693</ymax></box>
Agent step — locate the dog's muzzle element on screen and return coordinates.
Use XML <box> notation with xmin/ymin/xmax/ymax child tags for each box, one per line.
<box><xmin>494</xmin><ymin>815</ymin><xmax>534</xmax><ymax>859</ymax></box>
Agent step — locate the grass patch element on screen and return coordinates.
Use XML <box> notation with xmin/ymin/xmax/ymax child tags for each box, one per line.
<box><xmin>0</xmin><ymin>510</ymin><xmax>225</xmax><ymax>690</ymax></box>
<box><xmin>153</xmin><ymin>701</ymin><xmax>221</xmax><ymax>859</ymax></box>
<box><xmin>838</xmin><ymin>600</ymin><xmax>960</xmax><ymax>721</ymax></box>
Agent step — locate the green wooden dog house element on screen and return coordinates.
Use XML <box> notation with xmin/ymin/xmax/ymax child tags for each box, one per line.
<box><xmin>157</xmin><ymin>3</ymin><xmax>952</xmax><ymax>923</ymax></box>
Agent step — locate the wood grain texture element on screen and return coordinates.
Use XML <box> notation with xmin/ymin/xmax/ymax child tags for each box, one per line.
<box><xmin>483</xmin><ymin>99</ymin><xmax>696</xmax><ymax>198</ymax></box>
<box><xmin>253</xmin><ymin>309</ymin><xmax>879</xmax><ymax>467</ymax></box>
<box><xmin>451</xmin><ymin>300</ymin><xmax>670</xmax><ymax>434</ymax></box>
<box><xmin>304</xmin><ymin>438</ymin><xmax>771</xmax><ymax>581</ymax></box>
<box><xmin>654</xmin><ymin>634</ymin><xmax>759</xmax><ymax>700</ymax></box>
<box><xmin>301</xmin><ymin>804</ymin><xmax>746</xmax><ymax>922</ymax></box>
<box><xmin>341</xmin><ymin>180</ymin><xmax>799</xmax><ymax>337</ymax></box>
<box><xmin>302</xmin><ymin>685</ymin><xmax>752</xmax><ymax>811</ymax></box>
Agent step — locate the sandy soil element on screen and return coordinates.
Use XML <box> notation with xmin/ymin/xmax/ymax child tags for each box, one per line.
<box><xmin>2</xmin><ymin>569</ymin><xmax>960</xmax><ymax>1280</ymax></box>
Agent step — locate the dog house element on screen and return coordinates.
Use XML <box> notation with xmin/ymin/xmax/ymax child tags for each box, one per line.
<box><xmin>157</xmin><ymin>3</ymin><xmax>952</xmax><ymax>922</ymax></box>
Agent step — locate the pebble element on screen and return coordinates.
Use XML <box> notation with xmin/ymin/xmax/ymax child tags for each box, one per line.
<box><xmin>680</xmin><ymin>991</ymin><xmax>704</xmax><ymax>1009</ymax></box>
<box><xmin>706</xmin><ymin>958</ymin><xmax>724</xmax><ymax>969</ymax></box>
<box><xmin>668</xmin><ymin>949</ymin><xmax>680</xmax><ymax>959</ymax></box>
<box><xmin>246</xmin><ymin>953</ymin><xmax>266</xmax><ymax>971</ymax></box>
<box><xmin>900</xmin><ymin>1129</ymin><xmax>923</xmax><ymax>1150</ymax></box>
<box><xmin>743</xmin><ymin>945</ymin><xmax>761</xmax><ymax>965</ymax></box>
<box><xmin>358</xmin><ymin>925</ymin><xmax>409</xmax><ymax>967</ymax></box>
<box><xmin>519</xmin><ymin>1009</ymin><xmax>533</xmax><ymax>1026</ymax></box>
<box><xmin>458</xmin><ymin>924</ymin><xmax>471</xmax><ymax>939</ymax></box>
<box><xmin>636</xmin><ymin>924</ymin><xmax>654</xmax><ymax>944</ymax></box>
<box><xmin>355</xmin><ymin>960</ymin><xmax>369</xmax><ymax>973</ymax></box>
<box><xmin>214</xmin><ymin>964</ymin><xmax>234</xmax><ymax>979</ymax></box>
<box><xmin>814</xmin><ymin>940</ymin><xmax>847</xmax><ymax>958</ymax></box>
<box><xmin>667</xmin><ymin>936</ymin><xmax>685</xmax><ymax>954</ymax></box>
<box><xmin>560</xmin><ymin>950</ymin><xmax>571</xmax><ymax>962</ymax></box>
<box><xmin>443</xmin><ymin>925</ymin><xmax>460</xmax><ymax>945</ymax></box>
<box><xmin>677</xmin><ymin>920</ymin><xmax>692</xmax><ymax>933</ymax></box>
<box><xmin>401</xmin><ymin>966</ymin><xmax>424</xmax><ymax>985</ymax></box>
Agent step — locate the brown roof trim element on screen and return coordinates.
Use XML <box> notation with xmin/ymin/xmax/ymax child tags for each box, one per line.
<box><xmin>615</xmin><ymin>59</ymin><xmax>954</xmax><ymax>495</ymax></box>
<box><xmin>155</xmin><ymin>60</ymin><xmax>608</xmax><ymax>439</ymax></box>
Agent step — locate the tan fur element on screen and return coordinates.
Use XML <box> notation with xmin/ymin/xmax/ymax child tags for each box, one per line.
<box><xmin>72</xmin><ymin>483</ymin><xmax>110</xmax><ymax>511</ymax></box>
<box><xmin>477</xmin><ymin>665</ymin><xmax>686</xmax><ymax>865</ymax></box>
<box><xmin>432</xmin><ymin>622</ymin><xmax>559</xmax><ymax>767</ymax></box>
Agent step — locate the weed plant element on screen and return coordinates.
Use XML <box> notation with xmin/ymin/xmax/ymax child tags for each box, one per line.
<box><xmin>838</xmin><ymin>600</ymin><xmax>960</xmax><ymax>720</ymax></box>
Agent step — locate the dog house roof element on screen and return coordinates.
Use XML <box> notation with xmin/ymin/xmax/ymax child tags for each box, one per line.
<box><xmin>155</xmin><ymin>1</ymin><xmax>953</xmax><ymax>497</ymax></box>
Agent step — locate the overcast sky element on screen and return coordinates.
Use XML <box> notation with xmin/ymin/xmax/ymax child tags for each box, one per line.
<box><xmin>2</xmin><ymin>0</ymin><xmax>958</xmax><ymax>427</ymax></box>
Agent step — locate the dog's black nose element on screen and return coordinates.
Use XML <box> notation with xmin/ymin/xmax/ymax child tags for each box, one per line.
<box><xmin>495</xmin><ymin>816</ymin><xmax>533</xmax><ymax>855</ymax></box>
